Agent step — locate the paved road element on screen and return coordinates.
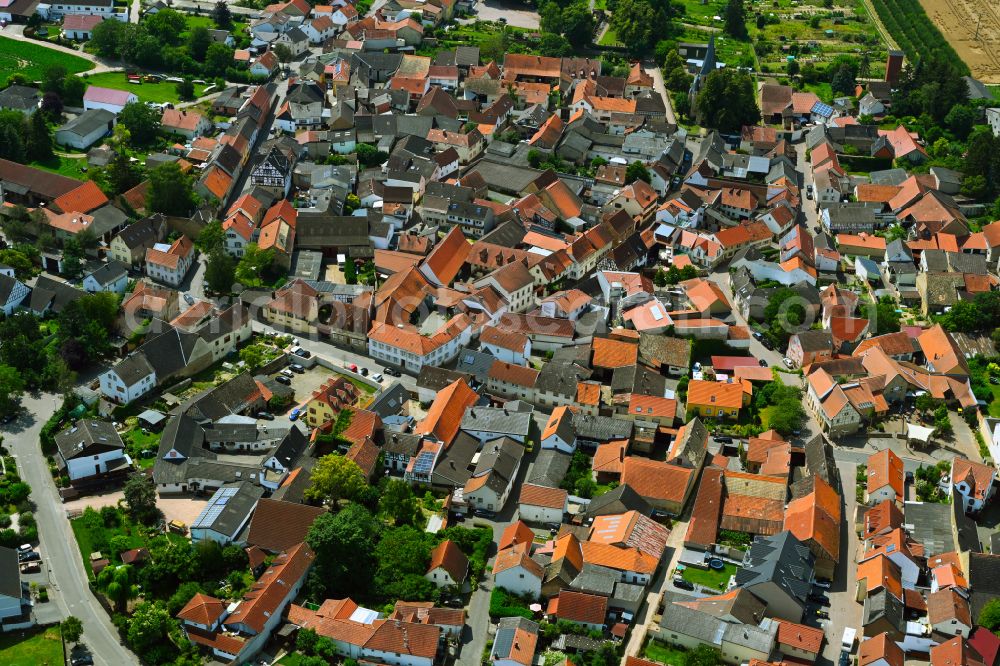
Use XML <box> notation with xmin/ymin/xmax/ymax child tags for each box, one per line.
<box><xmin>623</xmin><ymin>516</ymin><xmax>687</xmax><ymax>658</ymax></box>
<box><xmin>2</xmin><ymin>392</ymin><xmax>138</xmax><ymax>666</ymax></box>
<box><xmin>796</xmin><ymin>142</ymin><xmax>822</xmax><ymax>231</ymax></box>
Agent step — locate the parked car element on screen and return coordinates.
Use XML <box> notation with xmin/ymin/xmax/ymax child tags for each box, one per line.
<box><xmin>183</xmin><ymin>293</ymin><xmax>195</xmax><ymax>305</ymax></box>
<box><xmin>713</xmin><ymin>435</ymin><xmax>733</xmax><ymax>444</ymax></box>
<box><xmin>289</xmin><ymin>364</ymin><xmax>305</xmax><ymax>374</ymax></box>
<box><xmin>443</xmin><ymin>597</ymin><xmax>464</xmax><ymax>609</ymax></box>
<box><xmin>758</xmin><ymin>358</ymin><xmax>768</xmax><ymax>366</ymax></box>
<box><xmin>360</xmin><ymin>367</ymin><xmax>368</xmax><ymax>376</ymax></box>
<box><xmin>295</xmin><ymin>349</ymin><xmax>311</xmax><ymax>359</ymax></box>
<box><xmin>348</xmin><ymin>363</ymin><xmax>358</xmax><ymax>372</ymax></box>
<box><xmin>752</xmin><ymin>331</ymin><xmax>763</xmax><ymax>341</ymax></box>
<box><xmin>18</xmin><ymin>550</ymin><xmax>39</xmax><ymax>563</ymax></box>
<box><xmin>275</xmin><ymin>375</ymin><xmax>291</xmax><ymax>386</ymax></box>
<box><xmin>70</xmin><ymin>654</ymin><xmax>94</xmax><ymax>666</ymax></box>
<box><xmin>372</xmin><ymin>373</ymin><xmax>384</xmax><ymax>382</ymax></box>
<box><xmin>257</xmin><ymin>412</ymin><xmax>274</xmax><ymax>421</ymax></box>
<box><xmin>782</xmin><ymin>357</ymin><xmax>794</xmax><ymax>369</ymax></box>
<box><xmin>280</xmin><ymin>369</ymin><xmax>294</xmax><ymax>378</ymax></box>
<box><xmin>289</xmin><ymin>408</ymin><xmax>301</xmax><ymax>421</ymax></box>
<box><xmin>19</xmin><ymin>561</ymin><xmax>41</xmax><ymax>574</ymax></box>
<box><xmin>809</xmin><ymin>593</ymin><xmax>830</xmax><ymax>606</ymax></box>
<box><xmin>813</xmin><ymin>580</ymin><xmax>832</xmax><ymax>590</ymax></box>
<box><xmin>816</xmin><ymin>609</ymin><xmax>830</xmax><ymax>620</ymax></box>
<box><xmin>672</xmin><ymin>577</ymin><xmax>695</xmax><ymax>591</ymax></box>
<box><xmin>384</xmin><ymin>367</ymin><xmax>401</xmax><ymax>377</ymax></box>
<box><xmin>761</xmin><ymin>338</ymin><xmax>774</xmax><ymax>350</ymax></box>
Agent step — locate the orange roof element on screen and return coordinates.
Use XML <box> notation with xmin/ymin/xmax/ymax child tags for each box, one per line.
<box><xmin>592</xmin><ymin>337</ymin><xmax>638</xmax><ymax>369</ymax></box>
<box><xmin>367</xmin><ymin>314</ymin><xmax>470</xmax><ymax>357</ymax></box>
<box><xmin>592</xmin><ymin>440</ymin><xmax>628</xmax><ymax>476</ymax></box>
<box><xmin>552</xmin><ymin>532</ymin><xmax>584</xmax><ymax>571</ymax></box>
<box><xmin>856</xmin><ymin>553</ymin><xmax>902</xmax><ymax>600</ymax></box>
<box><xmin>576</xmin><ymin>382</ymin><xmax>601</xmax><ymax>406</ymax></box>
<box><xmin>579</xmin><ymin>541</ymin><xmax>658</xmax><ymax>575</ymax></box>
<box><xmin>421</xmin><ymin>226</ymin><xmax>470</xmax><ymax>286</ymax></box>
<box><xmin>548</xmin><ymin>590</ymin><xmax>607</xmax><ymax>625</ymax></box>
<box><xmin>414</xmin><ymin>379</ymin><xmax>478</xmax><ymax>446</ymax></box>
<box><xmin>162</xmin><ymin>108</ymin><xmax>206</xmax><ymax>133</ymax></box>
<box><xmin>493</xmin><ymin>542</ymin><xmax>543</xmax><ymax>578</ymax></box>
<box><xmin>686</xmin><ymin>379</ymin><xmax>747</xmax><ymax>411</ymax></box>
<box><xmin>838</xmin><ymin>233</ymin><xmax>886</xmax><ymax>252</ymax></box>
<box><xmin>499</xmin><ymin>520</ymin><xmax>535</xmax><ymax>551</ymax></box>
<box><xmin>542</xmin><ymin>406</ymin><xmax>573</xmax><ymax>441</ymax></box>
<box><xmin>867</xmin><ymin>449</ymin><xmax>904</xmax><ymax>501</ymax></box>
<box><xmin>621</xmin><ymin>456</ymin><xmax>693</xmax><ymax>504</ymax></box>
<box><xmin>776</xmin><ymin>621</ymin><xmax>824</xmax><ymax>655</ymax></box>
<box><xmin>684</xmin><ymin>278</ymin><xmax>731</xmax><ymax>313</ymax></box>
<box><xmin>201</xmin><ymin>165</ymin><xmax>232</xmax><ymax>201</ymax></box>
<box><xmin>918</xmin><ymin>324</ymin><xmax>968</xmax><ymax>376</ymax></box>
<box><xmin>519</xmin><ymin>483</ymin><xmax>567</xmax><ymax>509</ymax></box>
<box><xmin>784</xmin><ymin>475</ymin><xmax>841</xmax><ymax>562</ymax></box>
<box><xmin>177</xmin><ymin>592</ymin><xmax>227</xmax><ymax>625</ymax></box>
<box><xmin>859</xmin><ymin>633</ymin><xmax>904</xmax><ymax>666</ymax></box>
<box><xmin>503</xmin><ymin>53</ymin><xmax>561</xmax><ymax>78</ymax></box>
<box><xmin>488</xmin><ymin>360</ymin><xmax>539</xmax><ymax>388</ymax></box>
<box><xmin>856</xmin><ymin>184</ymin><xmax>901</xmax><ymax>204</ymax></box>
<box><xmin>529</xmin><ymin>113</ymin><xmax>564</xmax><ymax>148</ymax></box>
<box><xmin>626</xmin><ymin>394</ymin><xmax>677</xmax><ymax>420</ymax></box>
<box><xmin>952</xmin><ymin>457</ymin><xmax>995</xmax><ymax>501</ymax></box>
<box><xmin>427</xmin><ymin>540</ymin><xmax>469</xmax><ymax>582</ymax></box>
<box><xmin>933</xmin><ymin>563</ymin><xmax>969</xmax><ymax>591</ymax></box>
<box><xmin>53</xmin><ymin>180</ymin><xmax>108</xmax><ymax>214</ymax></box>
<box><xmin>481</xmin><ymin>325</ymin><xmax>529</xmax><ymax>352</ymax></box>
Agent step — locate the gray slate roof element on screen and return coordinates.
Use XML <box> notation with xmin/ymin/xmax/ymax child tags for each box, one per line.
<box><xmin>734</xmin><ymin>531</ymin><xmax>814</xmax><ymax>605</ymax></box>
<box><xmin>54</xmin><ymin>419</ymin><xmax>124</xmax><ymax>462</ymax></box>
<box><xmin>460</xmin><ymin>406</ymin><xmax>532</xmax><ymax>439</ymax></box>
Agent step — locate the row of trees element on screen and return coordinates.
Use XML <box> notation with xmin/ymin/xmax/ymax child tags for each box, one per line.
<box><xmin>91</xmin><ymin>8</ymin><xmax>244</xmax><ymax>79</ymax></box>
<box><xmin>0</xmin><ymin>109</ymin><xmax>53</xmax><ymax>165</ymax></box>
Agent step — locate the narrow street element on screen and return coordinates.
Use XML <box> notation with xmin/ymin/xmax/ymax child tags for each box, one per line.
<box><xmin>643</xmin><ymin>62</ymin><xmax>677</xmax><ymax>126</ymax></box>
<box><xmin>623</xmin><ymin>516</ymin><xmax>687</xmax><ymax>659</ymax></box>
<box><xmin>2</xmin><ymin>391</ymin><xmax>139</xmax><ymax>666</ymax></box>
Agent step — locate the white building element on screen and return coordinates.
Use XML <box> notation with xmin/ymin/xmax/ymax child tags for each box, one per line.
<box><xmin>950</xmin><ymin>457</ymin><xmax>997</xmax><ymax>514</ymax></box>
<box><xmin>0</xmin><ymin>547</ymin><xmax>33</xmax><ymax>632</ymax></box>
<box><xmin>53</xmin><ymin>419</ymin><xmax>130</xmax><ymax>488</ymax></box>
<box><xmin>82</xmin><ymin>86</ymin><xmax>138</xmax><ymax>113</ymax></box>
<box><xmin>100</xmin><ymin>353</ymin><xmax>157</xmax><ymax>404</ymax></box>
<box><xmin>145</xmin><ymin>236</ymin><xmax>195</xmax><ymax>287</ymax></box>
<box><xmin>0</xmin><ymin>274</ymin><xmax>30</xmax><ymax>315</ymax></box>
<box><xmin>518</xmin><ymin>484</ymin><xmax>567</xmax><ymax>524</ymax></box>
<box><xmin>83</xmin><ymin>261</ymin><xmax>129</xmax><ymax>294</ymax></box>
<box><xmin>492</xmin><ymin>547</ymin><xmax>543</xmax><ymax>600</ymax></box>
<box><xmin>189</xmin><ymin>483</ymin><xmax>263</xmax><ymax>544</ymax></box>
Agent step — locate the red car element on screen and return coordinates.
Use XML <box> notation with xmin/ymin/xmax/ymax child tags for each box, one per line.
<box><xmin>348</xmin><ymin>363</ymin><xmax>358</xmax><ymax>372</ymax></box>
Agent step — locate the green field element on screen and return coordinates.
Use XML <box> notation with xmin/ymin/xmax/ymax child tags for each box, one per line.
<box><xmin>598</xmin><ymin>27</ymin><xmax>621</xmax><ymax>46</ymax></box>
<box><xmin>30</xmin><ymin>154</ymin><xmax>89</xmax><ymax>177</ymax></box>
<box><xmin>680</xmin><ymin>561</ymin><xmax>738</xmax><ymax>591</ymax></box>
<box><xmin>0</xmin><ymin>627</ymin><xmax>64</xmax><ymax>666</ymax></box>
<box><xmin>80</xmin><ymin>71</ymin><xmax>210</xmax><ymax>104</ymax></box>
<box><xmin>0</xmin><ymin>36</ymin><xmax>94</xmax><ymax>84</ymax></box>
<box><xmin>644</xmin><ymin>640</ymin><xmax>688</xmax><ymax>665</ymax></box>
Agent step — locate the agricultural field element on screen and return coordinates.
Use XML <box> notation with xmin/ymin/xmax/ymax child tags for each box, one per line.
<box><xmin>870</xmin><ymin>0</ymin><xmax>970</xmax><ymax>76</ymax></box>
<box><xmin>0</xmin><ymin>35</ymin><xmax>94</xmax><ymax>84</ymax></box>
<box><xmin>79</xmin><ymin>71</ymin><xmax>211</xmax><ymax>104</ymax></box>
<box><xmin>914</xmin><ymin>0</ymin><xmax>996</xmax><ymax>81</ymax></box>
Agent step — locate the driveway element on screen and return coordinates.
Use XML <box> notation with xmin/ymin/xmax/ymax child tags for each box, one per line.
<box><xmin>1</xmin><ymin>391</ymin><xmax>138</xmax><ymax>666</ymax></box>
<box><xmin>465</xmin><ymin>0</ymin><xmax>540</xmax><ymax>29</ymax></box>
<box><xmin>158</xmin><ymin>496</ymin><xmax>210</xmax><ymax>527</ymax></box>
<box><xmin>643</xmin><ymin>61</ymin><xmax>677</xmax><ymax>125</ymax></box>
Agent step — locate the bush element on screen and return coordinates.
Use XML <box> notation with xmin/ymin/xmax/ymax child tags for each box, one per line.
<box><xmin>490</xmin><ymin>587</ymin><xmax>534</xmax><ymax>619</ymax></box>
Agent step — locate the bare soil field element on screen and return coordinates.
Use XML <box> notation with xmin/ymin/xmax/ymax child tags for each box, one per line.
<box><xmin>918</xmin><ymin>0</ymin><xmax>1000</xmax><ymax>83</ymax></box>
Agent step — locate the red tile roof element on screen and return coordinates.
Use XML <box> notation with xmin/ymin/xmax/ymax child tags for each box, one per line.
<box><xmin>427</xmin><ymin>539</ymin><xmax>469</xmax><ymax>582</ymax></box>
<box><xmin>53</xmin><ymin>180</ymin><xmax>108</xmax><ymax>214</ymax></box>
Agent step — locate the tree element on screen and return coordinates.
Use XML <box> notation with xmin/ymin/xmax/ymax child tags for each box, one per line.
<box><xmin>696</xmin><ymin>68</ymin><xmax>759</xmax><ymax>132</ymax></box>
<box><xmin>144</xmin><ymin>8</ymin><xmax>186</xmax><ymax>43</ymax></box>
<box><xmin>306</xmin><ymin>504</ymin><xmax>381</xmax><ymax>599</ymax></box>
<box><xmin>98</xmin><ymin>564</ymin><xmax>139</xmax><ymax>613</ymax></box>
<box><xmin>40</xmin><ymin>92</ymin><xmax>63</xmax><ymax>119</ymax></box>
<box><xmin>61</xmin><ymin>237</ymin><xmax>86</xmax><ymax>281</ymax></box>
<box><xmin>187</xmin><ymin>26</ymin><xmax>213</xmax><ymax>61</ymax></box>
<box><xmin>126</xmin><ymin>601</ymin><xmax>175</xmax><ymax>661</ymax></box>
<box><xmin>684</xmin><ymin>645</ymin><xmax>724</xmax><ymax>666</ymax></box>
<box><xmin>205</xmin><ymin>249</ymin><xmax>236</xmax><ymax>293</ymax></box>
<box><xmin>934</xmin><ymin>404</ymin><xmax>952</xmax><ymax>435</ymax></box>
<box><xmin>61</xmin><ymin>616</ymin><xmax>84</xmax><ymax>645</ymax></box>
<box><xmin>355</xmin><ymin>142</ymin><xmax>388</xmax><ymax>168</ymax></box>
<box><xmin>167</xmin><ymin>582</ymin><xmax>205</xmax><ymax>616</ymax></box>
<box><xmin>560</xmin><ymin>3</ymin><xmax>596</xmax><ymax>46</ymax></box>
<box><xmin>147</xmin><ymin>162</ymin><xmax>198</xmax><ymax>216</ymax></box>
<box><xmin>272</xmin><ymin>43</ymin><xmax>292</xmax><ymax>65</ymax></box>
<box><xmin>723</xmin><ymin>0</ymin><xmax>747</xmax><ymax>39</ymax></box>
<box><xmin>374</xmin><ymin>526</ymin><xmax>436</xmax><ymax>601</ymax></box>
<box><xmin>236</xmin><ymin>243</ymin><xmax>276</xmax><ymax>284</ymax></box>
<box><xmin>175</xmin><ymin>78</ymin><xmax>195</xmax><ymax>102</ymax></box>
<box><xmin>0</xmin><ymin>110</ymin><xmax>26</xmax><ymax>162</ymax></box>
<box><xmin>625</xmin><ymin>161</ymin><xmax>651</xmax><ymax>184</ymax></box>
<box><xmin>662</xmin><ymin>50</ymin><xmax>692</xmax><ymax>91</ymax></box>
<box><xmin>609</xmin><ymin>0</ymin><xmax>658</xmax><ymax>55</ymax></box>
<box><xmin>118</xmin><ymin>101</ymin><xmax>161</xmax><ymax>147</ymax></box>
<box><xmin>979</xmin><ymin>598</ymin><xmax>1000</xmax><ymax>631</ymax></box>
<box><xmin>831</xmin><ymin>64</ymin><xmax>856</xmax><ymax>96</ymax></box>
<box><xmin>786</xmin><ymin>59</ymin><xmax>800</xmax><ymax>77</ymax></box>
<box><xmin>0</xmin><ymin>365</ymin><xmax>26</xmax><ymax>417</ymax></box>
<box><xmin>379</xmin><ymin>479</ymin><xmax>421</xmax><ymax>526</ymax></box>
<box><xmin>944</xmin><ymin>104</ymin><xmax>975</xmax><ymax>141</ymax></box>
<box><xmin>872</xmin><ymin>296</ymin><xmax>901</xmax><ymax>335</ymax></box>
<box><xmin>91</xmin><ymin>19</ymin><xmax>126</xmax><ymax>58</ymax></box>
<box><xmin>197</xmin><ymin>219</ymin><xmax>225</xmax><ymax>254</ymax></box>
<box><xmin>538</xmin><ymin>32</ymin><xmax>573</xmax><ymax>57</ymax></box>
<box><xmin>205</xmin><ymin>43</ymin><xmax>235</xmax><ymax>77</ymax></box>
<box><xmin>306</xmin><ymin>454</ymin><xmax>367</xmax><ymax>506</ymax></box>
<box><xmin>123</xmin><ymin>474</ymin><xmax>159</xmax><ymax>524</ymax></box>
<box><xmin>63</xmin><ymin>76</ymin><xmax>86</xmax><ymax>107</ymax></box>
<box><xmin>105</xmin><ymin>126</ymin><xmax>141</xmax><ymax>195</ymax></box>
<box><xmin>212</xmin><ymin>0</ymin><xmax>233</xmax><ymax>28</ymax></box>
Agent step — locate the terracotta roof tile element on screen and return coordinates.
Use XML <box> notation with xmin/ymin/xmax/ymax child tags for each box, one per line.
<box><xmin>519</xmin><ymin>483</ymin><xmax>567</xmax><ymax>509</ymax></box>
<box><xmin>246</xmin><ymin>499</ymin><xmax>325</xmax><ymax>553</ymax></box>
<box><xmin>427</xmin><ymin>539</ymin><xmax>469</xmax><ymax>582</ymax></box>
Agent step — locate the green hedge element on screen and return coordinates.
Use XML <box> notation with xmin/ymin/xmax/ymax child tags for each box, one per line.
<box><xmin>837</xmin><ymin>154</ymin><xmax>893</xmax><ymax>173</ymax></box>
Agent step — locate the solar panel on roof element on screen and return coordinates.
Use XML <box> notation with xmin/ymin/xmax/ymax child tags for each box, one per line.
<box><xmin>494</xmin><ymin>628</ymin><xmax>515</xmax><ymax>658</ymax></box>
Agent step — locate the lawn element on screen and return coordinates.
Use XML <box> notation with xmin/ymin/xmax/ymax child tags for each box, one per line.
<box><xmin>680</xmin><ymin>561</ymin><xmax>738</xmax><ymax>591</ymax></box>
<box><xmin>30</xmin><ymin>154</ymin><xmax>88</xmax><ymax>177</ymax></box>
<box><xmin>0</xmin><ymin>35</ymin><xmax>94</xmax><ymax>84</ymax></box>
<box><xmin>122</xmin><ymin>425</ymin><xmax>162</xmax><ymax>468</ymax></box>
<box><xmin>598</xmin><ymin>27</ymin><xmax>621</xmax><ymax>46</ymax></box>
<box><xmin>70</xmin><ymin>510</ymin><xmax>146</xmax><ymax>578</ymax></box>
<box><xmin>644</xmin><ymin>639</ymin><xmax>688</xmax><ymax>665</ymax></box>
<box><xmin>0</xmin><ymin>627</ymin><xmax>64</xmax><ymax>666</ymax></box>
<box><xmin>80</xmin><ymin>71</ymin><xmax>210</xmax><ymax>104</ymax></box>
<box><xmin>338</xmin><ymin>372</ymin><xmax>376</xmax><ymax>396</ymax></box>
<box><xmin>276</xmin><ymin>654</ymin><xmax>309</xmax><ymax>666</ymax></box>
<box><xmin>987</xmin><ymin>384</ymin><xmax>1000</xmax><ymax>418</ymax></box>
